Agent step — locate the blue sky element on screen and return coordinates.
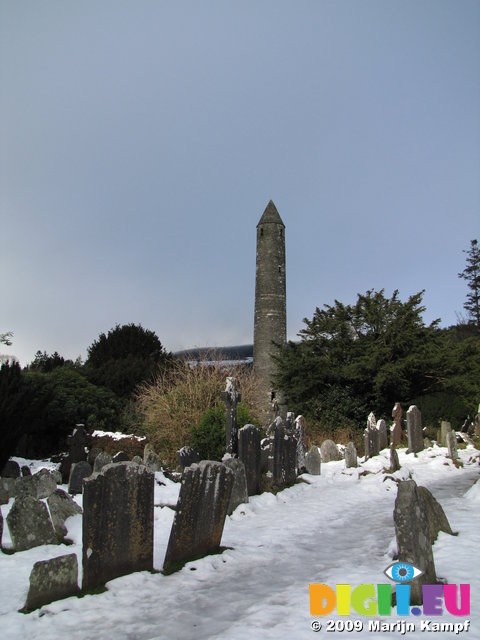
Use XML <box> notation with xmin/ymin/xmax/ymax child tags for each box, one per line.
<box><xmin>1</xmin><ymin>0</ymin><xmax>479</xmax><ymax>366</ymax></box>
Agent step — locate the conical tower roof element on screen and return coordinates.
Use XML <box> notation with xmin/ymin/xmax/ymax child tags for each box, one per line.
<box><xmin>257</xmin><ymin>200</ymin><xmax>285</xmax><ymax>227</ymax></box>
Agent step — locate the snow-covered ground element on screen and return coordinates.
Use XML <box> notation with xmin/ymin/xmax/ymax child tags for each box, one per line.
<box><xmin>1</xmin><ymin>444</ymin><xmax>479</xmax><ymax>640</ymax></box>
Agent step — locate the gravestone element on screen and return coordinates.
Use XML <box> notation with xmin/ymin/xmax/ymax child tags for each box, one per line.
<box><xmin>221</xmin><ymin>377</ymin><xmax>241</xmax><ymax>455</ymax></box>
<box><xmin>305</xmin><ymin>446</ymin><xmax>321</xmax><ymax>475</ymax></box>
<box><xmin>23</xmin><ymin>554</ymin><xmax>79</xmax><ymax>612</ymax></box>
<box><xmin>87</xmin><ymin>446</ymin><xmax>102</xmax><ymax>466</ymax></box>
<box><xmin>132</xmin><ymin>455</ymin><xmax>144</xmax><ymax>465</ymax></box>
<box><xmin>93</xmin><ymin>451</ymin><xmax>113</xmax><ymax>473</ymax></box>
<box><xmin>2</xmin><ymin>460</ymin><xmax>21</xmax><ymax>478</ymax></box>
<box><xmin>68</xmin><ymin>461</ymin><xmax>92</xmax><ymax>495</ymax></box>
<box><xmin>417</xmin><ymin>486</ymin><xmax>454</xmax><ymax>544</ymax></box>
<box><xmin>163</xmin><ymin>461</ymin><xmax>234</xmax><ymax>573</ymax></box>
<box><xmin>320</xmin><ymin>439</ymin><xmax>342</xmax><ymax>462</ymax></box>
<box><xmin>364</xmin><ymin>412</ymin><xmax>379</xmax><ymax>460</ymax></box>
<box><xmin>389</xmin><ymin>445</ymin><xmax>401</xmax><ymax>473</ymax></box>
<box><xmin>260</xmin><ymin>437</ymin><xmax>274</xmax><ymax>474</ymax></box>
<box><xmin>224</xmin><ymin>458</ymin><xmax>249</xmax><ymax>515</ymax></box>
<box><xmin>344</xmin><ymin>442</ymin><xmax>358</xmax><ymax>468</ymax></box>
<box><xmin>238</xmin><ymin>424</ymin><xmax>261</xmax><ymax>496</ymax></box>
<box><xmin>406</xmin><ymin>405</ymin><xmax>424</xmax><ymax>454</ymax></box>
<box><xmin>15</xmin><ymin>469</ymin><xmax>57</xmax><ymax>500</ymax></box>
<box><xmin>176</xmin><ymin>446</ymin><xmax>201</xmax><ymax>471</ymax></box>
<box><xmin>440</xmin><ymin>421</ymin><xmax>452</xmax><ymax>447</ymax></box>
<box><xmin>295</xmin><ymin>415</ymin><xmax>307</xmax><ymax>473</ymax></box>
<box><xmin>47</xmin><ymin>488</ymin><xmax>83</xmax><ymax>540</ymax></box>
<box><xmin>21</xmin><ymin>465</ymin><xmax>32</xmax><ymax>476</ymax></box>
<box><xmin>475</xmin><ymin>405</ymin><xmax>480</xmax><ymax>437</ymax></box>
<box><xmin>83</xmin><ymin>462</ymin><xmax>154</xmax><ymax>590</ymax></box>
<box><xmin>377</xmin><ymin>419</ymin><xmax>388</xmax><ymax>450</ymax></box>
<box><xmin>144</xmin><ymin>448</ymin><xmax>160</xmax><ymax>472</ymax></box>
<box><xmin>393</xmin><ymin>480</ymin><xmax>437</xmax><ymax>605</ymax></box>
<box><xmin>391</xmin><ymin>402</ymin><xmax>404</xmax><ymax>446</ymax></box>
<box><xmin>285</xmin><ymin>411</ymin><xmax>296</xmax><ymax>435</ymax></box>
<box><xmin>112</xmin><ymin>451</ymin><xmax>129</xmax><ymax>463</ymax></box>
<box><xmin>7</xmin><ymin>496</ymin><xmax>57</xmax><ymax>551</ymax></box>
<box><xmin>447</xmin><ymin>430</ymin><xmax>459</xmax><ymax>461</ymax></box>
<box><xmin>0</xmin><ymin>477</ymin><xmax>15</xmax><ymax>505</ymax></box>
<box><xmin>272</xmin><ymin>421</ymin><xmax>297</xmax><ymax>487</ymax></box>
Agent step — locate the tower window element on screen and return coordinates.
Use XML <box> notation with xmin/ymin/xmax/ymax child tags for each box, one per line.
<box><xmin>260</xmin><ymin>227</ymin><xmax>264</xmax><ymax>237</ymax></box>
<box><xmin>279</xmin><ymin>228</ymin><xmax>283</xmax><ymax>238</ymax></box>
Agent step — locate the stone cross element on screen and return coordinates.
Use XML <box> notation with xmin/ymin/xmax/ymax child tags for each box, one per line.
<box><xmin>221</xmin><ymin>377</ymin><xmax>241</xmax><ymax>455</ymax></box>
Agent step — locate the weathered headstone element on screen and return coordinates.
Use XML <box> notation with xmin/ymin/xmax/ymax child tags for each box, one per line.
<box><xmin>285</xmin><ymin>411</ymin><xmax>296</xmax><ymax>435</ymax></box>
<box><xmin>344</xmin><ymin>442</ymin><xmax>358</xmax><ymax>468</ymax></box>
<box><xmin>238</xmin><ymin>424</ymin><xmax>261</xmax><ymax>495</ymax></box>
<box><xmin>223</xmin><ymin>458</ymin><xmax>249</xmax><ymax>515</ymax></box>
<box><xmin>23</xmin><ymin>554</ymin><xmax>79</xmax><ymax>612</ymax></box>
<box><xmin>272</xmin><ymin>421</ymin><xmax>297</xmax><ymax>487</ymax></box>
<box><xmin>320</xmin><ymin>439</ymin><xmax>342</xmax><ymax>462</ymax></box>
<box><xmin>176</xmin><ymin>446</ymin><xmax>200</xmax><ymax>471</ymax></box>
<box><xmin>393</xmin><ymin>480</ymin><xmax>437</xmax><ymax>605</ymax></box>
<box><xmin>406</xmin><ymin>405</ymin><xmax>424</xmax><ymax>454</ymax></box>
<box><xmin>440</xmin><ymin>421</ymin><xmax>452</xmax><ymax>447</ymax></box>
<box><xmin>389</xmin><ymin>445</ymin><xmax>401</xmax><ymax>473</ymax></box>
<box><xmin>2</xmin><ymin>460</ymin><xmax>21</xmax><ymax>478</ymax></box>
<box><xmin>221</xmin><ymin>377</ymin><xmax>241</xmax><ymax>455</ymax></box>
<box><xmin>144</xmin><ymin>449</ymin><xmax>160</xmax><ymax>472</ymax></box>
<box><xmin>305</xmin><ymin>446</ymin><xmax>321</xmax><ymax>475</ymax></box>
<box><xmin>83</xmin><ymin>462</ymin><xmax>154</xmax><ymax>590</ymax></box>
<box><xmin>295</xmin><ymin>415</ymin><xmax>307</xmax><ymax>473</ymax></box>
<box><xmin>7</xmin><ymin>496</ymin><xmax>57</xmax><ymax>551</ymax></box>
<box><xmin>391</xmin><ymin>402</ymin><xmax>404</xmax><ymax>446</ymax></box>
<box><xmin>377</xmin><ymin>419</ymin><xmax>388</xmax><ymax>450</ymax></box>
<box><xmin>15</xmin><ymin>468</ymin><xmax>57</xmax><ymax>500</ymax></box>
<box><xmin>132</xmin><ymin>455</ymin><xmax>144</xmax><ymax>465</ymax></box>
<box><xmin>93</xmin><ymin>451</ymin><xmax>113</xmax><ymax>473</ymax></box>
<box><xmin>364</xmin><ymin>412</ymin><xmax>379</xmax><ymax>459</ymax></box>
<box><xmin>260</xmin><ymin>437</ymin><xmax>274</xmax><ymax>474</ymax></box>
<box><xmin>21</xmin><ymin>465</ymin><xmax>32</xmax><ymax>476</ymax></box>
<box><xmin>447</xmin><ymin>430</ymin><xmax>459</xmax><ymax>461</ymax></box>
<box><xmin>417</xmin><ymin>486</ymin><xmax>454</xmax><ymax>544</ymax></box>
<box><xmin>163</xmin><ymin>461</ymin><xmax>234</xmax><ymax>573</ymax></box>
<box><xmin>68</xmin><ymin>461</ymin><xmax>92</xmax><ymax>495</ymax></box>
<box><xmin>475</xmin><ymin>405</ymin><xmax>480</xmax><ymax>437</ymax></box>
<box><xmin>47</xmin><ymin>488</ymin><xmax>82</xmax><ymax>540</ymax></box>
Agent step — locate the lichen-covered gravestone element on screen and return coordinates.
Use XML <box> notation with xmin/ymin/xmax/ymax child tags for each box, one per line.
<box><xmin>2</xmin><ymin>460</ymin><xmax>21</xmax><ymax>478</ymax></box>
<box><xmin>272</xmin><ymin>421</ymin><xmax>297</xmax><ymax>488</ymax></box>
<box><xmin>47</xmin><ymin>488</ymin><xmax>82</xmax><ymax>541</ymax></box>
<box><xmin>389</xmin><ymin>445</ymin><xmax>401</xmax><ymax>473</ymax></box>
<box><xmin>440</xmin><ymin>421</ymin><xmax>453</xmax><ymax>447</ymax></box>
<box><xmin>417</xmin><ymin>486</ymin><xmax>454</xmax><ymax>544</ymax></box>
<box><xmin>23</xmin><ymin>554</ymin><xmax>79</xmax><ymax>612</ymax></box>
<box><xmin>393</xmin><ymin>480</ymin><xmax>437</xmax><ymax>605</ymax></box>
<box><xmin>93</xmin><ymin>451</ymin><xmax>113</xmax><ymax>473</ymax></box>
<box><xmin>238</xmin><ymin>424</ymin><xmax>261</xmax><ymax>495</ymax></box>
<box><xmin>15</xmin><ymin>469</ymin><xmax>57</xmax><ymax>499</ymax></box>
<box><xmin>320</xmin><ymin>439</ymin><xmax>342</xmax><ymax>462</ymax></box>
<box><xmin>344</xmin><ymin>442</ymin><xmax>357</xmax><ymax>468</ymax></box>
<box><xmin>163</xmin><ymin>461</ymin><xmax>234</xmax><ymax>573</ymax></box>
<box><xmin>7</xmin><ymin>495</ymin><xmax>57</xmax><ymax>551</ymax></box>
<box><xmin>406</xmin><ymin>405</ymin><xmax>424</xmax><ymax>454</ymax></box>
<box><xmin>295</xmin><ymin>415</ymin><xmax>307</xmax><ymax>473</ymax></box>
<box><xmin>82</xmin><ymin>462</ymin><xmax>154</xmax><ymax>590</ymax></box>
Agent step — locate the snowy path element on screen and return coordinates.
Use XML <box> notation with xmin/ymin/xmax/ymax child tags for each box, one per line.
<box><xmin>1</xmin><ymin>447</ymin><xmax>479</xmax><ymax>640</ymax></box>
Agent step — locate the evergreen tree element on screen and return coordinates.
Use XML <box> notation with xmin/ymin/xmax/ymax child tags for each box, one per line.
<box><xmin>274</xmin><ymin>289</ymin><xmax>441</xmax><ymax>428</ymax></box>
<box><xmin>458</xmin><ymin>239</ymin><xmax>480</xmax><ymax>331</ymax></box>
<box><xmin>85</xmin><ymin>323</ymin><xmax>174</xmax><ymax>399</ymax></box>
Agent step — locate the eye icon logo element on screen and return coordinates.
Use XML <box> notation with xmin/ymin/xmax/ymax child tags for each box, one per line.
<box><xmin>384</xmin><ymin>562</ymin><xmax>424</xmax><ymax>583</ymax></box>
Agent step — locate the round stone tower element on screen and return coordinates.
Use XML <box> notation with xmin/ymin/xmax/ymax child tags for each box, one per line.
<box><xmin>253</xmin><ymin>200</ymin><xmax>286</xmax><ymax>412</ymax></box>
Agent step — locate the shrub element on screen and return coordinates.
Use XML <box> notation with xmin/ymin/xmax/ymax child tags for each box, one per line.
<box><xmin>134</xmin><ymin>353</ymin><xmax>260</xmax><ymax>466</ymax></box>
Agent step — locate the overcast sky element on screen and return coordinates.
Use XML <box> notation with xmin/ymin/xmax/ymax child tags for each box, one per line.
<box><xmin>1</xmin><ymin>0</ymin><xmax>479</xmax><ymax>366</ymax></box>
